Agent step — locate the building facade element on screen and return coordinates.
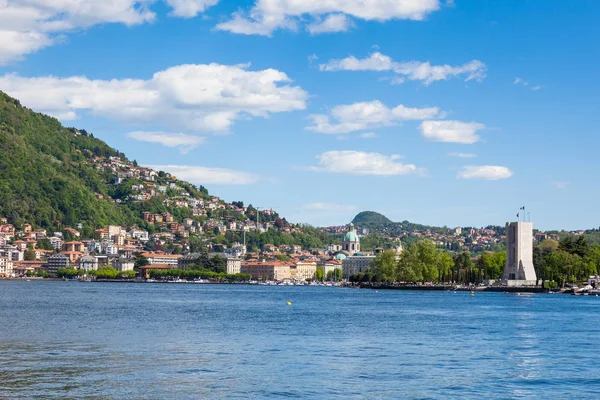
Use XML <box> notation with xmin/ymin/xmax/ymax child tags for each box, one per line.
<box><xmin>46</xmin><ymin>253</ymin><xmax>70</xmax><ymax>275</ymax></box>
<box><xmin>0</xmin><ymin>256</ymin><xmax>14</xmax><ymax>277</ymax></box>
<box><xmin>241</xmin><ymin>262</ymin><xmax>291</xmax><ymax>281</ymax></box>
<box><xmin>78</xmin><ymin>255</ymin><xmax>98</xmax><ymax>272</ymax></box>
<box><xmin>292</xmin><ymin>261</ymin><xmax>317</xmax><ymax>281</ymax></box>
<box><xmin>142</xmin><ymin>253</ymin><xmax>181</xmax><ymax>267</ymax></box>
<box><xmin>342</xmin><ymin>256</ymin><xmax>376</xmax><ymax>279</ymax></box>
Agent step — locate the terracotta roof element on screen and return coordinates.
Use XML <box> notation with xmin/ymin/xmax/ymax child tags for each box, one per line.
<box><xmin>140</xmin><ymin>264</ymin><xmax>175</xmax><ymax>269</ymax></box>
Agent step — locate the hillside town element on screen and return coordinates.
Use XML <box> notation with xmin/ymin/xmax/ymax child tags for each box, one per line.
<box><xmin>0</xmin><ymin>156</ymin><xmax>575</xmax><ymax>282</ymax></box>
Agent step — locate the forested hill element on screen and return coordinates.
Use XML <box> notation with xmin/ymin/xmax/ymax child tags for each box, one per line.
<box><xmin>0</xmin><ymin>91</ymin><xmax>136</xmax><ymax>230</ymax></box>
<box><xmin>351</xmin><ymin>211</ymin><xmax>392</xmax><ymax>226</ymax></box>
<box><xmin>0</xmin><ymin>92</ymin><xmax>239</xmax><ymax>237</ymax></box>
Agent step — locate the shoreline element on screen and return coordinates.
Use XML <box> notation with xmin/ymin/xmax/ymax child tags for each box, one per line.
<box><xmin>1</xmin><ymin>278</ymin><xmax>578</xmax><ymax>294</ymax></box>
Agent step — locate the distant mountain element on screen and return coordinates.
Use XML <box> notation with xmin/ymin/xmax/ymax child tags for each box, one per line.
<box><xmin>352</xmin><ymin>211</ymin><xmax>392</xmax><ymax>227</ymax></box>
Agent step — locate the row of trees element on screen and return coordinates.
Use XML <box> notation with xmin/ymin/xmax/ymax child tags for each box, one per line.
<box><xmin>147</xmin><ymin>269</ymin><xmax>251</xmax><ymax>281</ymax></box>
<box><xmin>362</xmin><ymin>240</ymin><xmax>506</xmax><ymax>284</ymax></box>
<box><xmin>361</xmin><ymin>235</ymin><xmax>600</xmax><ymax>286</ymax></box>
<box><xmin>533</xmin><ymin>236</ymin><xmax>599</xmax><ymax>286</ymax></box>
<box><xmin>56</xmin><ymin>266</ymin><xmax>136</xmax><ymax>279</ymax></box>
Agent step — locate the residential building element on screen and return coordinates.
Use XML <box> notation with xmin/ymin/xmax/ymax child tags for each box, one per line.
<box><xmin>342</xmin><ymin>256</ymin><xmax>376</xmax><ymax>279</ymax></box>
<box><xmin>113</xmin><ymin>257</ymin><xmax>135</xmax><ymax>272</ymax></box>
<box><xmin>63</xmin><ymin>241</ymin><xmax>84</xmax><ymax>253</ymax></box>
<box><xmin>78</xmin><ymin>255</ymin><xmax>98</xmax><ymax>272</ymax></box>
<box><xmin>241</xmin><ymin>262</ymin><xmax>291</xmax><ymax>281</ymax></box>
<box><xmin>46</xmin><ymin>253</ymin><xmax>70</xmax><ymax>275</ymax></box>
<box><xmin>130</xmin><ymin>229</ymin><xmax>149</xmax><ymax>242</ymax></box>
<box><xmin>142</xmin><ymin>253</ymin><xmax>181</xmax><ymax>267</ymax></box>
<box><xmin>0</xmin><ymin>256</ymin><xmax>14</xmax><ymax>277</ymax></box>
<box><xmin>13</xmin><ymin>261</ymin><xmax>44</xmax><ymax>276</ymax></box>
<box><xmin>292</xmin><ymin>261</ymin><xmax>317</xmax><ymax>281</ymax></box>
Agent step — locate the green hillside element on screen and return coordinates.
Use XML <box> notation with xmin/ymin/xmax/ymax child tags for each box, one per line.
<box><xmin>0</xmin><ymin>91</ymin><xmax>137</xmax><ymax>232</ymax></box>
<box><xmin>352</xmin><ymin>211</ymin><xmax>392</xmax><ymax>226</ymax></box>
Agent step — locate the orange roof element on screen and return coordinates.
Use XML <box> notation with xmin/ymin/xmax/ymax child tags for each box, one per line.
<box><xmin>142</xmin><ymin>253</ymin><xmax>182</xmax><ymax>259</ymax></box>
<box><xmin>140</xmin><ymin>264</ymin><xmax>175</xmax><ymax>269</ymax></box>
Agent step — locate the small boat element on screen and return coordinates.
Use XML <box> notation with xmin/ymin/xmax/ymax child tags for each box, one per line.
<box><xmin>470</xmin><ymin>291</ymin><xmax>474</xmax><ymax>296</ymax></box>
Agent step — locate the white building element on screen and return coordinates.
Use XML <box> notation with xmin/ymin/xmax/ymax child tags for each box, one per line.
<box><xmin>78</xmin><ymin>255</ymin><xmax>98</xmax><ymax>272</ymax></box>
<box><xmin>0</xmin><ymin>256</ymin><xmax>14</xmax><ymax>277</ymax></box>
<box><xmin>503</xmin><ymin>222</ymin><xmax>537</xmax><ymax>286</ymax></box>
<box><xmin>130</xmin><ymin>229</ymin><xmax>149</xmax><ymax>242</ymax></box>
<box><xmin>143</xmin><ymin>253</ymin><xmax>181</xmax><ymax>267</ymax></box>
<box><xmin>113</xmin><ymin>258</ymin><xmax>135</xmax><ymax>272</ymax></box>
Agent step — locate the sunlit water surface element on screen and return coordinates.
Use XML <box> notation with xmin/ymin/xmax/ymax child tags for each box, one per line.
<box><xmin>1</xmin><ymin>281</ymin><xmax>599</xmax><ymax>399</ymax></box>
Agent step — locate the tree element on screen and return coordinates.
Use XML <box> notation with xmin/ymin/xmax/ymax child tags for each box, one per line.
<box><xmin>134</xmin><ymin>254</ymin><xmax>149</xmax><ymax>268</ymax></box>
<box><xmin>56</xmin><ymin>268</ymin><xmax>80</xmax><ymax>279</ymax></box>
<box><xmin>24</xmin><ymin>249</ymin><xmax>36</xmax><ymax>261</ymax></box>
<box><xmin>63</xmin><ymin>230</ymin><xmax>74</xmax><ymax>242</ymax></box>
<box><xmin>38</xmin><ymin>238</ymin><xmax>53</xmax><ymax>250</ymax></box>
<box><xmin>275</xmin><ymin>254</ymin><xmax>290</xmax><ymax>262</ymax></box>
<box><xmin>208</xmin><ymin>255</ymin><xmax>226</xmax><ymax>273</ymax></box>
<box><xmin>327</xmin><ymin>268</ymin><xmax>342</xmax><ymax>282</ymax></box>
<box><xmin>397</xmin><ymin>245</ymin><xmax>423</xmax><ymax>283</ymax></box>
<box><xmin>314</xmin><ymin>267</ymin><xmax>324</xmax><ymax>281</ymax></box>
<box><xmin>539</xmin><ymin>239</ymin><xmax>559</xmax><ymax>252</ymax></box>
<box><xmin>372</xmin><ymin>250</ymin><xmax>398</xmax><ymax>282</ymax></box>
<box><xmin>438</xmin><ymin>251</ymin><xmax>454</xmax><ymax>282</ymax></box>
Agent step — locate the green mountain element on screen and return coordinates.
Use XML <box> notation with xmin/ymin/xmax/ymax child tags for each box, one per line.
<box><xmin>352</xmin><ymin>211</ymin><xmax>392</xmax><ymax>226</ymax></box>
<box><xmin>0</xmin><ymin>91</ymin><xmax>137</xmax><ymax>232</ymax></box>
<box><xmin>0</xmin><ymin>91</ymin><xmax>217</xmax><ymax>235</ymax></box>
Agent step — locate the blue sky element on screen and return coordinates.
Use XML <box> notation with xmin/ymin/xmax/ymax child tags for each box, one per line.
<box><xmin>1</xmin><ymin>0</ymin><xmax>599</xmax><ymax>230</ymax></box>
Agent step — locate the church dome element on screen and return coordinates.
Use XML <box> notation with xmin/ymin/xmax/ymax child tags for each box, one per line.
<box><xmin>344</xmin><ymin>230</ymin><xmax>359</xmax><ymax>243</ymax></box>
<box><xmin>335</xmin><ymin>253</ymin><xmax>347</xmax><ymax>261</ymax></box>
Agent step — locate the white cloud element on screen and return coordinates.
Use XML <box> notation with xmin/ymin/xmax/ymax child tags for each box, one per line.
<box><xmin>308</xmin><ymin>100</ymin><xmax>441</xmax><ymax>135</ymax></box>
<box><xmin>420</xmin><ymin>120</ymin><xmax>485</xmax><ymax>144</ymax></box>
<box><xmin>0</xmin><ymin>63</ymin><xmax>307</xmax><ymax>133</ymax></box>
<box><xmin>320</xmin><ymin>52</ymin><xmax>487</xmax><ymax>85</ymax></box>
<box><xmin>360</xmin><ymin>132</ymin><xmax>378</xmax><ymax>139</ymax></box>
<box><xmin>457</xmin><ymin>166</ymin><xmax>513</xmax><ymax>180</ymax></box>
<box><xmin>216</xmin><ymin>0</ymin><xmax>441</xmax><ymax>36</ymax></box>
<box><xmin>0</xmin><ymin>0</ymin><xmax>157</xmax><ymax>64</ymax></box>
<box><xmin>0</xmin><ymin>1</ymin><xmax>221</xmax><ymax>64</ymax></box>
<box><xmin>149</xmin><ymin>165</ymin><xmax>261</xmax><ymax>185</ymax></box>
<box><xmin>302</xmin><ymin>202</ymin><xmax>358</xmax><ymax>211</ymax></box>
<box><xmin>448</xmin><ymin>152</ymin><xmax>477</xmax><ymax>158</ymax></box>
<box><xmin>126</xmin><ymin>131</ymin><xmax>206</xmax><ymax>153</ymax></box>
<box><xmin>0</xmin><ymin>29</ymin><xmax>53</xmax><ymax>65</ymax></box>
<box><xmin>514</xmin><ymin>77</ymin><xmax>542</xmax><ymax>91</ymax></box>
<box><xmin>307</xmin><ymin>14</ymin><xmax>353</xmax><ymax>34</ymax></box>
<box><xmin>165</xmin><ymin>0</ymin><xmax>220</xmax><ymax>17</ymax></box>
<box><xmin>307</xmin><ymin>150</ymin><xmax>422</xmax><ymax>176</ymax></box>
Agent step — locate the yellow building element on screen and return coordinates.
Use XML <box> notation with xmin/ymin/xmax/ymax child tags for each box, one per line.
<box><xmin>292</xmin><ymin>261</ymin><xmax>317</xmax><ymax>281</ymax></box>
<box><xmin>241</xmin><ymin>262</ymin><xmax>291</xmax><ymax>281</ymax></box>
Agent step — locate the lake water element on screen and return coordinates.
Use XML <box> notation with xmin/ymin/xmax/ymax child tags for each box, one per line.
<box><xmin>1</xmin><ymin>281</ymin><xmax>599</xmax><ymax>399</ymax></box>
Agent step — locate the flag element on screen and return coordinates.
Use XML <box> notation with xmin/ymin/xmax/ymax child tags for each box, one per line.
<box><xmin>520</xmin><ymin>206</ymin><xmax>525</xmax><ymax>210</ymax></box>
<box><xmin>517</xmin><ymin>213</ymin><xmax>519</xmax><ymax>218</ymax></box>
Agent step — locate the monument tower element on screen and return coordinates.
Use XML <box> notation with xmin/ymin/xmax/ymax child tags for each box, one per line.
<box><xmin>503</xmin><ymin>221</ymin><xmax>537</xmax><ymax>286</ymax></box>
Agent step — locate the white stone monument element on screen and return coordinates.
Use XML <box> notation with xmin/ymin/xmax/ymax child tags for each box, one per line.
<box><xmin>503</xmin><ymin>222</ymin><xmax>537</xmax><ymax>286</ymax></box>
